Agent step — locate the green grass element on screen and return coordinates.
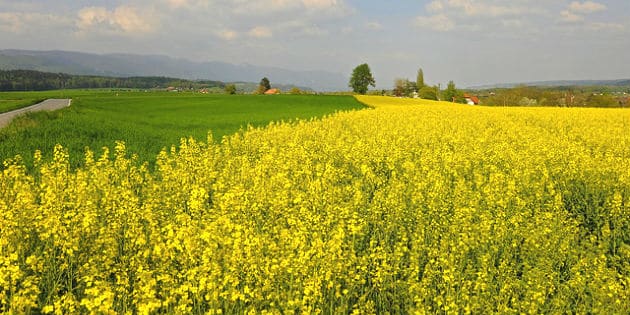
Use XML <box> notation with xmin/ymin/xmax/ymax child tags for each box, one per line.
<box><xmin>0</xmin><ymin>98</ymin><xmax>46</xmax><ymax>113</ymax></box>
<box><xmin>0</xmin><ymin>90</ymin><xmax>98</xmax><ymax>113</ymax></box>
<box><xmin>0</xmin><ymin>91</ymin><xmax>366</xmax><ymax>169</ymax></box>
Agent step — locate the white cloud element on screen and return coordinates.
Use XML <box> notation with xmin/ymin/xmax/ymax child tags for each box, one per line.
<box><xmin>560</xmin><ymin>1</ymin><xmax>607</xmax><ymax>24</ymax></box>
<box><xmin>227</xmin><ymin>0</ymin><xmax>351</xmax><ymax>16</ymax></box>
<box><xmin>0</xmin><ymin>12</ymin><xmax>72</xmax><ymax>33</ymax></box>
<box><xmin>248</xmin><ymin>26</ymin><xmax>272</xmax><ymax>38</ymax></box>
<box><xmin>341</xmin><ymin>26</ymin><xmax>353</xmax><ymax>34</ymax></box>
<box><xmin>76</xmin><ymin>5</ymin><xmax>155</xmax><ymax>34</ymax></box>
<box><xmin>217</xmin><ymin>29</ymin><xmax>238</xmax><ymax>40</ymax></box>
<box><xmin>166</xmin><ymin>0</ymin><xmax>189</xmax><ymax>8</ymax></box>
<box><xmin>587</xmin><ymin>22</ymin><xmax>625</xmax><ymax>31</ymax></box>
<box><xmin>0</xmin><ymin>12</ymin><xmax>29</xmax><ymax>32</ymax></box>
<box><xmin>366</xmin><ymin>21</ymin><xmax>382</xmax><ymax>30</ymax></box>
<box><xmin>560</xmin><ymin>10</ymin><xmax>584</xmax><ymax>23</ymax></box>
<box><xmin>112</xmin><ymin>6</ymin><xmax>154</xmax><ymax>33</ymax></box>
<box><xmin>301</xmin><ymin>25</ymin><xmax>328</xmax><ymax>36</ymax></box>
<box><xmin>76</xmin><ymin>7</ymin><xmax>109</xmax><ymax>30</ymax></box>
<box><xmin>414</xmin><ymin>14</ymin><xmax>455</xmax><ymax>32</ymax></box>
<box><xmin>568</xmin><ymin>1</ymin><xmax>606</xmax><ymax>14</ymax></box>
<box><xmin>302</xmin><ymin>0</ymin><xmax>340</xmax><ymax>10</ymax></box>
<box><xmin>501</xmin><ymin>19</ymin><xmax>524</xmax><ymax>28</ymax></box>
<box><xmin>427</xmin><ymin>0</ymin><xmax>528</xmax><ymax>17</ymax></box>
<box><xmin>426</xmin><ymin>1</ymin><xmax>444</xmax><ymax>13</ymax></box>
<box><xmin>416</xmin><ymin>0</ymin><xmax>541</xmax><ymax>33</ymax></box>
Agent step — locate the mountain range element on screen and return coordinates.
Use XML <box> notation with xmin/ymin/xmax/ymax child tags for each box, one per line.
<box><xmin>0</xmin><ymin>49</ymin><xmax>348</xmax><ymax>91</ymax></box>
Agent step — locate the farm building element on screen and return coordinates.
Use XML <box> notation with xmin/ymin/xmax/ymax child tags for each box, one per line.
<box><xmin>464</xmin><ymin>93</ymin><xmax>480</xmax><ymax>105</ymax></box>
<box><xmin>265</xmin><ymin>88</ymin><xmax>280</xmax><ymax>95</ymax></box>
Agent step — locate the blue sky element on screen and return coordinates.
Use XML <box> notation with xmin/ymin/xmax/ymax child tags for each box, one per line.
<box><xmin>1</xmin><ymin>0</ymin><xmax>629</xmax><ymax>88</ymax></box>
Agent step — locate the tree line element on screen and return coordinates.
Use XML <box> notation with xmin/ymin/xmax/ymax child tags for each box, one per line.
<box><xmin>0</xmin><ymin>69</ymin><xmax>225</xmax><ymax>91</ymax></box>
<box><xmin>348</xmin><ymin>63</ymin><xmax>466</xmax><ymax>103</ymax></box>
<box><xmin>474</xmin><ymin>85</ymin><xmax>628</xmax><ymax>108</ymax></box>
<box><xmin>348</xmin><ymin>63</ymin><xmax>629</xmax><ymax>107</ymax></box>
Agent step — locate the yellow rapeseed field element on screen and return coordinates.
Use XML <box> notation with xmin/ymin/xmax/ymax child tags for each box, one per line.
<box><xmin>1</xmin><ymin>95</ymin><xmax>629</xmax><ymax>314</ymax></box>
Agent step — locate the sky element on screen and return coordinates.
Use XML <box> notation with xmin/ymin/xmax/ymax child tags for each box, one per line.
<box><xmin>1</xmin><ymin>0</ymin><xmax>629</xmax><ymax>88</ymax></box>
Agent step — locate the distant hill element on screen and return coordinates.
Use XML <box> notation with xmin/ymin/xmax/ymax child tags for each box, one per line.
<box><xmin>0</xmin><ymin>49</ymin><xmax>348</xmax><ymax>91</ymax></box>
<box><xmin>470</xmin><ymin>79</ymin><xmax>630</xmax><ymax>90</ymax></box>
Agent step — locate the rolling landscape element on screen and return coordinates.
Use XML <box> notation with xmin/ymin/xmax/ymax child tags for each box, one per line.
<box><xmin>0</xmin><ymin>1</ymin><xmax>629</xmax><ymax>314</ymax></box>
<box><xmin>0</xmin><ymin>50</ymin><xmax>346</xmax><ymax>91</ymax></box>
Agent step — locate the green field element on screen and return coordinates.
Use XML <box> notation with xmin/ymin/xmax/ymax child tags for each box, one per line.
<box><xmin>0</xmin><ymin>90</ymin><xmax>96</xmax><ymax>113</ymax></box>
<box><xmin>0</xmin><ymin>90</ymin><xmax>63</xmax><ymax>113</ymax></box>
<box><xmin>0</xmin><ymin>91</ymin><xmax>366</xmax><ymax>168</ymax></box>
<box><xmin>0</xmin><ymin>98</ymin><xmax>45</xmax><ymax>113</ymax></box>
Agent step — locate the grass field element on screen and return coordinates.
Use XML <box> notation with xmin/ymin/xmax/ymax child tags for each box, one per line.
<box><xmin>0</xmin><ymin>98</ymin><xmax>44</xmax><ymax>113</ymax></box>
<box><xmin>0</xmin><ymin>91</ymin><xmax>366</xmax><ymax>168</ymax></box>
<box><xmin>0</xmin><ymin>90</ymin><xmax>90</xmax><ymax>112</ymax></box>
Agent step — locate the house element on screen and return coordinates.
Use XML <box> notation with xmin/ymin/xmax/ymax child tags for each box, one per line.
<box><xmin>264</xmin><ymin>88</ymin><xmax>280</xmax><ymax>95</ymax></box>
<box><xmin>463</xmin><ymin>93</ymin><xmax>480</xmax><ymax>105</ymax></box>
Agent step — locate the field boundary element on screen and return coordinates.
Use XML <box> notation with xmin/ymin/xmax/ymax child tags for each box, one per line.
<box><xmin>0</xmin><ymin>98</ymin><xmax>71</xmax><ymax>129</ymax></box>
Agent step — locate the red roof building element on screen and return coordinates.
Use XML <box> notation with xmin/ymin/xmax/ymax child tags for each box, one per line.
<box><xmin>463</xmin><ymin>93</ymin><xmax>480</xmax><ymax>105</ymax></box>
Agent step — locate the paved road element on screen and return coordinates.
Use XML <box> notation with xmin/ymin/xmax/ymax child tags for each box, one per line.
<box><xmin>0</xmin><ymin>99</ymin><xmax>71</xmax><ymax>129</ymax></box>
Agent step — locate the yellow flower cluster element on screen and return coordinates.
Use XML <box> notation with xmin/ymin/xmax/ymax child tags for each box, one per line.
<box><xmin>1</xmin><ymin>96</ymin><xmax>629</xmax><ymax>314</ymax></box>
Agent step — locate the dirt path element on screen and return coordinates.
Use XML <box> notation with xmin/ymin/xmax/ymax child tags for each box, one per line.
<box><xmin>0</xmin><ymin>99</ymin><xmax>71</xmax><ymax>129</ymax></box>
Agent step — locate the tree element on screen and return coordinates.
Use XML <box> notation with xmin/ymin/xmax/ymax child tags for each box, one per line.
<box><xmin>418</xmin><ymin>85</ymin><xmax>438</xmax><ymax>100</ymax></box>
<box><xmin>442</xmin><ymin>80</ymin><xmax>462</xmax><ymax>103</ymax></box>
<box><xmin>349</xmin><ymin>63</ymin><xmax>375</xmax><ymax>94</ymax></box>
<box><xmin>416</xmin><ymin>68</ymin><xmax>425</xmax><ymax>91</ymax></box>
<box><xmin>259</xmin><ymin>77</ymin><xmax>271</xmax><ymax>91</ymax></box>
<box><xmin>393</xmin><ymin>78</ymin><xmax>417</xmax><ymax>97</ymax></box>
<box><xmin>224</xmin><ymin>84</ymin><xmax>237</xmax><ymax>95</ymax></box>
<box><xmin>393</xmin><ymin>78</ymin><xmax>408</xmax><ymax>97</ymax></box>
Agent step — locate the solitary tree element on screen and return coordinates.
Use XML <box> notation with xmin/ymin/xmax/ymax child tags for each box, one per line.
<box><xmin>349</xmin><ymin>63</ymin><xmax>375</xmax><ymax>94</ymax></box>
<box><xmin>224</xmin><ymin>84</ymin><xmax>237</xmax><ymax>95</ymax></box>
<box><xmin>416</xmin><ymin>68</ymin><xmax>425</xmax><ymax>91</ymax></box>
<box><xmin>260</xmin><ymin>77</ymin><xmax>271</xmax><ymax>91</ymax></box>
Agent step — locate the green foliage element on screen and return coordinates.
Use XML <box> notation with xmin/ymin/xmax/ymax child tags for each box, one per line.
<box><xmin>586</xmin><ymin>94</ymin><xmax>619</xmax><ymax>107</ymax></box>
<box><xmin>393</xmin><ymin>79</ymin><xmax>417</xmax><ymax>97</ymax></box>
<box><xmin>418</xmin><ymin>85</ymin><xmax>438</xmax><ymax>100</ymax></box>
<box><xmin>478</xmin><ymin>86</ymin><xmax>626</xmax><ymax>107</ymax></box>
<box><xmin>416</xmin><ymin>68</ymin><xmax>425</xmax><ymax>91</ymax></box>
<box><xmin>442</xmin><ymin>80</ymin><xmax>462</xmax><ymax>103</ymax></box>
<box><xmin>224</xmin><ymin>84</ymin><xmax>237</xmax><ymax>95</ymax></box>
<box><xmin>0</xmin><ymin>92</ymin><xmax>366</xmax><ymax>170</ymax></box>
<box><xmin>393</xmin><ymin>78</ymin><xmax>408</xmax><ymax>97</ymax></box>
<box><xmin>0</xmin><ymin>69</ymin><xmax>224</xmax><ymax>91</ymax></box>
<box><xmin>349</xmin><ymin>63</ymin><xmax>375</xmax><ymax>95</ymax></box>
<box><xmin>290</xmin><ymin>87</ymin><xmax>302</xmax><ymax>95</ymax></box>
<box><xmin>260</xmin><ymin>77</ymin><xmax>271</xmax><ymax>91</ymax></box>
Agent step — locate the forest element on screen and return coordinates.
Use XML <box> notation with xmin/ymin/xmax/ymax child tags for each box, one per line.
<box><xmin>0</xmin><ymin>69</ymin><xmax>225</xmax><ymax>91</ymax></box>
